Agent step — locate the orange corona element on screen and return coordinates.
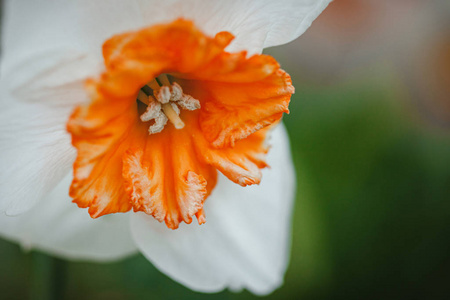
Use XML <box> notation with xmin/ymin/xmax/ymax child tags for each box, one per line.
<box><xmin>67</xmin><ymin>19</ymin><xmax>294</xmax><ymax>229</ymax></box>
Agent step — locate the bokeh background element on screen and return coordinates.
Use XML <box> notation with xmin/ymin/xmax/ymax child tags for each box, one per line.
<box><xmin>1</xmin><ymin>0</ymin><xmax>450</xmax><ymax>299</ymax></box>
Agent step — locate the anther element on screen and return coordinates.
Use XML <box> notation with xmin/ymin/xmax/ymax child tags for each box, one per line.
<box><xmin>140</xmin><ymin>95</ymin><xmax>161</xmax><ymax>122</ymax></box>
<box><xmin>156</xmin><ymin>86</ymin><xmax>171</xmax><ymax>104</ymax></box>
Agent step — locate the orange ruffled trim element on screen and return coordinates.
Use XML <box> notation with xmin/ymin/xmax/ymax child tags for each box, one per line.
<box><xmin>67</xmin><ymin>19</ymin><xmax>294</xmax><ymax>229</ymax></box>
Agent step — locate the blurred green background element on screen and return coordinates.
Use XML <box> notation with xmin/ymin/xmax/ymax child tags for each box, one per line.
<box><xmin>1</xmin><ymin>1</ymin><xmax>450</xmax><ymax>299</ymax></box>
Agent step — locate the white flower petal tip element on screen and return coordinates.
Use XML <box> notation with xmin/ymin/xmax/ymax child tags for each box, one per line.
<box><xmin>131</xmin><ymin>125</ymin><xmax>296</xmax><ymax>295</ymax></box>
<box><xmin>2</xmin><ymin>1</ymin><xmax>332</xmax><ymax>66</ymax></box>
<box><xmin>137</xmin><ymin>0</ymin><xmax>332</xmax><ymax>54</ymax></box>
<box><xmin>0</xmin><ymin>175</ymin><xmax>138</xmax><ymax>262</ymax></box>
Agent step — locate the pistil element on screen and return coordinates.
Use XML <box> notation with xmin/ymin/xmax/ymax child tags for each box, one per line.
<box><xmin>162</xmin><ymin>103</ymin><xmax>185</xmax><ymax>129</ymax></box>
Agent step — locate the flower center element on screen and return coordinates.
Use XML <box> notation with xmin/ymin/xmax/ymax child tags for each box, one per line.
<box><xmin>67</xmin><ymin>19</ymin><xmax>294</xmax><ymax>229</ymax></box>
<box><xmin>137</xmin><ymin>74</ymin><xmax>201</xmax><ymax>134</ymax></box>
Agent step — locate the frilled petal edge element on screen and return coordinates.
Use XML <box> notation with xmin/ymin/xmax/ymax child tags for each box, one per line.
<box><xmin>130</xmin><ymin>124</ymin><xmax>295</xmax><ymax>295</ymax></box>
<box><xmin>0</xmin><ymin>175</ymin><xmax>138</xmax><ymax>261</ymax></box>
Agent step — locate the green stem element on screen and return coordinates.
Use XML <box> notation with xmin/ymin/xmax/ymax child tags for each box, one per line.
<box><xmin>30</xmin><ymin>252</ymin><xmax>66</xmax><ymax>300</ymax></box>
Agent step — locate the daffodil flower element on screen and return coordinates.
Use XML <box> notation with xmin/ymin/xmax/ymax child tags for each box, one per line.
<box><xmin>0</xmin><ymin>0</ymin><xmax>330</xmax><ymax>295</ymax></box>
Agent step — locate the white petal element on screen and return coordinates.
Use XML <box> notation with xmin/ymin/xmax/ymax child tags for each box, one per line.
<box><xmin>1</xmin><ymin>0</ymin><xmax>143</xmax><ymax>76</ymax></box>
<box><xmin>0</xmin><ymin>86</ymin><xmax>78</xmax><ymax>214</ymax></box>
<box><xmin>131</xmin><ymin>124</ymin><xmax>295</xmax><ymax>295</ymax></box>
<box><xmin>2</xmin><ymin>50</ymin><xmax>102</xmax><ymax>105</ymax></box>
<box><xmin>2</xmin><ymin>0</ymin><xmax>331</xmax><ymax>76</ymax></box>
<box><xmin>0</xmin><ymin>175</ymin><xmax>137</xmax><ymax>261</ymax></box>
<box><xmin>137</xmin><ymin>0</ymin><xmax>332</xmax><ymax>54</ymax></box>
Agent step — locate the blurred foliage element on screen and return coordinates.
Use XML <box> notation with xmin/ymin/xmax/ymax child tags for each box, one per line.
<box><xmin>1</xmin><ymin>65</ymin><xmax>449</xmax><ymax>299</ymax></box>
<box><xmin>281</xmin><ymin>71</ymin><xmax>450</xmax><ymax>300</ymax></box>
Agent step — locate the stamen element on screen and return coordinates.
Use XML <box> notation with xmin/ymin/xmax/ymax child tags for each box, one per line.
<box><xmin>147</xmin><ymin>79</ymin><xmax>160</xmax><ymax>90</ymax></box>
<box><xmin>149</xmin><ymin>111</ymin><xmax>168</xmax><ymax>134</ymax></box>
<box><xmin>170</xmin><ymin>102</ymin><xmax>181</xmax><ymax>115</ymax></box>
<box><xmin>158</xmin><ymin>74</ymin><xmax>172</xmax><ymax>86</ymax></box>
<box><xmin>162</xmin><ymin>103</ymin><xmax>185</xmax><ymax>129</ymax></box>
<box><xmin>137</xmin><ymin>90</ymin><xmax>149</xmax><ymax>105</ymax></box>
<box><xmin>140</xmin><ymin>96</ymin><xmax>161</xmax><ymax>122</ymax></box>
<box><xmin>177</xmin><ymin>93</ymin><xmax>201</xmax><ymax>111</ymax></box>
<box><xmin>139</xmin><ymin>74</ymin><xmax>200</xmax><ymax>134</ymax></box>
<box><xmin>171</xmin><ymin>82</ymin><xmax>183</xmax><ymax>101</ymax></box>
<box><xmin>156</xmin><ymin>86</ymin><xmax>171</xmax><ymax>104</ymax></box>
